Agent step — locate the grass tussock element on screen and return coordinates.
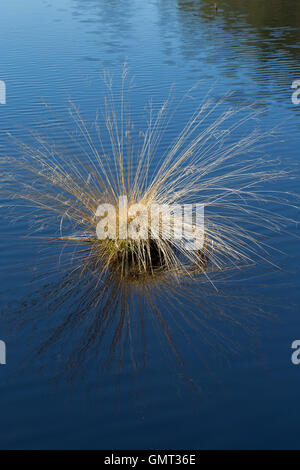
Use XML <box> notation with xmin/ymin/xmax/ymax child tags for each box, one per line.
<box><xmin>1</xmin><ymin>68</ymin><xmax>298</xmax><ymax>286</ymax></box>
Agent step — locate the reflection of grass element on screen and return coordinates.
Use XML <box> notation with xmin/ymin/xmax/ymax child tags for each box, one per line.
<box><xmin>5</xmin><ymin>246</ymin><xmax>289</xmax><ymax>393</ymax></box>
<box><xmin>4</xmin><ymin>248</ymin><xmax>272</xmax><ymax>388</ymax></box>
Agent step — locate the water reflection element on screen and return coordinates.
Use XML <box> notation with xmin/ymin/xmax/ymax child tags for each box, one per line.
<box><xmin>177</xmin><ymin>0</ymin><xmax>300</xmax><ymax>58</ymax></box>
<box><xmin>69</xmin><ymin>0</ymin><xmax>300</xmax><ymax>109</ymax></box>
<box><xmin>72</xmin><ymin>0</ymin><xmax>136</xmax><ymax>64</ymax></box>
<box><xmin>5</xmin><ymin>240</ymin><xmax>276</xmax><ymax>390</ymax></box>
<box><xmin>175</xmin><ymin>0</ymin><xmax>300</xmax><ymax>104</ymax></box>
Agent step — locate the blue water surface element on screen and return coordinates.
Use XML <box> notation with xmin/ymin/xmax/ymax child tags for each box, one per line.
<box><xmin>0</xmin><ymin>0</ymin><xmax>300</xmax><ymax>450</ymax></box>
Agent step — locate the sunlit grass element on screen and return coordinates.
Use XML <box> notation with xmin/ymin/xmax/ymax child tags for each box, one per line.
<box><xmin>2</xmin><ymin>69</ymin><xmax>296</xmax><ymax>289</ymax></box>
